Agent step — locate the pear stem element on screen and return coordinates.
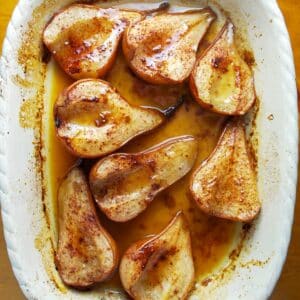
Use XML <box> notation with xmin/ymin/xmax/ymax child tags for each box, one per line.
<box><xmin>162</xmin><ymin>95</ymin><xmax>185</xmax><ymax>118</ymax></box>
<box><xmin>145</xmin><ymin>2</ymin><xmax>170</xmax><ymax>14</ymax></box>
<box><xmin>142</xmin><ymin>95</ymin><xmax>185</xmax><ymax>118</ymax></box>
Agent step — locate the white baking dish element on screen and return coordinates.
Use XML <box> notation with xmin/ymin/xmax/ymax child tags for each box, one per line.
<box><xmin>0</xmin><ymin>0</ymin><xmax>298</xmax><ymax>299</ymax></box>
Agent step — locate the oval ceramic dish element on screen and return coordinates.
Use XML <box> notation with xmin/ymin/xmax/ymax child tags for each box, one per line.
<box><xmin>0</xmin><ymin>0</ymin><xmax>298</xmax><ymax>299</ymax></box>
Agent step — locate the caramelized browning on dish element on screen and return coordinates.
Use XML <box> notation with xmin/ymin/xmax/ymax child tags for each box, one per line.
<box><xmin>120</xmin><ymin>212</ymin><xmax>194</xmax><ymax>300</ymax></box>
<box><xmin>90</xmin><ymin>136</ymin><xmax>198</xmax><ymax>222</ymax></box>
<box><xmin>190</xmin><ymin>20</ymin><xmax>256</xmax><ymax>115</ymax></box>
<box><xmin>43</xmin><ymin>4</ymin><xmax>143</xmax><ymax>79</ymax></box>
<box><xmin>55</xmin><ymin>168</ymin><xmax>118</xmax><ymax>288</ymax></box>
<box><xmin>190</xmin><ymin>119</ymin><xmax>261</xmax><ymax>222</ymax></box>
<box><xmin>123</xmin><ymin>8</ymin><xmax>216</xmax><ymax>85</ymax></box>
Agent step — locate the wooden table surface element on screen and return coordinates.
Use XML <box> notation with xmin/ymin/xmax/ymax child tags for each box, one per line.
<box><xmin>0</xmin><ymin>1</ymin><xmax>299</xmax><ymax>299</ymax></box>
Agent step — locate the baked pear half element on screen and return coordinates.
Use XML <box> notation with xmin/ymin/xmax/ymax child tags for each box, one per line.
<box><xmin>43</xmin><ymin>4</ymin><xmax>143</xmax><ymax>79</ymax></box>
<box><xmin>54</xmin><ymin>79</ymin><xmax>166</xmax><ymax>158</ymax></box>
<box><xmin>190</xmin><ymin>20</ymin><xmax>256</xmax><ymax>115</ymax></box>
<box><xmin>55</xmin><ymin>168</ymin><xmax>118</xmax><ymax>288</ymax></box>
<box><xmin>123</xmin><ymin>7</ymin><xmax>216</xmax><ymax>85</ymax></box>
<box><xmin>120</xmin><ymin>212</ymin><xmax>194</xmax><ymax>299</ymax></box>
<box><xmin>190</xmin><ymin>119</ymin><xmax>261</xmax><ymax>222</ymax></box>
<box><xmin>90</xmin><ymin>136</ymin><xmax>198</xmax><ymax>222</ymax></box>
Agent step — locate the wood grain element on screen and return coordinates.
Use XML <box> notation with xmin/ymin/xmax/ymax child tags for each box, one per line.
<box><xmin>0</xmin><ymin>1</ymin><xmax>299</xmax><ymax>299</ymax></box>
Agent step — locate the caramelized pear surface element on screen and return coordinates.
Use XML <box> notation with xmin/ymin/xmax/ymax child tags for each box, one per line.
<box><xmin>123</xmin><ymin>8</ymin><xmax>216</xmax><ymax>85</ymax></box>
<box><xmin>43</xmin><ymin>4</ymin><xmax>143</xmax><ymax>79</ymax></box>
<box><xmin>90</xmin><ymin>136</ymin><xmax>198</xmax><ymax>222</ymax></box>
<box><xmin>190</xmin><ymin>119</ymin><xmax>261</xmax><ymax>222</ymax></box>
<box><xmin>120</xmin><ymin>212</ymin><xmax>194</xmax><ymax>300</ymax></box>
<box><xmin>46</xmin><ymin>2</ymin><xmax>261</xmax><ymax>295</ymax></box>
<box><xmin>55</xmin><ymin>168</ymin><xmax>118</xmax><ymax>288</ymax></box>
<box><xmin>54</xmin><ymin>79</ymin><xmax>165</xmax><ymax>158</ymax></box>
<box><xmin>190</xmin><ymin>21</ymin><xmax>256</xmax><ymax>115</ymax></box>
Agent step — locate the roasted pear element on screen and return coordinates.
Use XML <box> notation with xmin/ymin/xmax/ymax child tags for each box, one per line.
<box><xmin>120</xmin><ymin>212</ymin><xmax>194</xmax><ymax>299</ymax></box>
<box><xmin>55</xmin><ymin>167</ymin><xmax>118</xmax><ymax>288</ymax></box>
<box><xmin>90</xmin><ymin>136</ymin><xmax>198</xmax><ymax>222</ymax></box>
<box><xmin>190</xmin><ymin>119</ymin><xmax>261</xmax><ymax>222</ymax></box>
<box><xmin>190</xmin><ymin>20</ymin><xmax>256</xmax><ymax>115</ymax></box>
<box><xmin>43</xmin><ymin>4</ymin><xmax>143</xmax><ymax>79</ymax></box>
<box><xmin>123</xmin><ymin>8</ymin><xmax>216</xmax><ymax>85</ymax></box>
<box><xmin>55</xmin><ymin>79</ymin><xmax>167</xmax><ymax>158</ymax></box>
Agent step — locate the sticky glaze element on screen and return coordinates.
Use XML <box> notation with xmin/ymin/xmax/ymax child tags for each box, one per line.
<box><xmin>42</xmin><ymin>1</ymin><xmax>257</xmax><ymax>294</ymax></box>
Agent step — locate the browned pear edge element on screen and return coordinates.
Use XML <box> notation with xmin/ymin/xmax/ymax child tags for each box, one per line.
<box><xmin>43</xmin><ymin>4</ymin><xmax>146</xmax><ymax>79</ymax></box>
<box><xmin>55</xmin><ymin>167</ymin><xmax>119</xmax><ymax>288</ymax></box>
<box><xmin>189</xmin><ymin>19</ymin><xmax>256</xmax><ymax>116</ymax></box>
<box><xmin>120</xmin><ymin>211</ymin><xmax>194</xmax><ymax>298</ymax></box>
<box><xmin>123</xmin><ymin>7</ymin><xmax>217</xmax><ymax>85</ymax></box>
<box><xmin>90</xmin><ymin>134</ymin><xmax>197</xmax><ymax>175</ymax></box>
<box><xmin>43</xmin><ymin>3</ymin><xmax>147</xmax><ymax>33</ymax></box>
<box><xmin>89</xmin><ymin>135</ymin><xmax>198</xmax><ymax>222</ymax></box>
<box><xmin>54</xmin><ymin>79</ymin><xmax>166</xmax><ymax>159</ymax></box>
<box><xmin>42</xmin><ymin>1</ymin><xmax>172</xmax><ymax>49</ymax></box>
<box><xmin>189</xmin><ymin>118</ymin><xmax>261</xmax><ymax>222</ymax></box>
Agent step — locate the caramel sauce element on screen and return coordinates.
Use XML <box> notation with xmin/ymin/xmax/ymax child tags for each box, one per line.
<box><xmin>43</xmin><ymin>1</ymin><xmax>246</xmax><ymax>293</ymax></box>
<box><xmin>45</xmin><ymin>55</ymin><xmax>238</xmax><ymax>290</ymax></box>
